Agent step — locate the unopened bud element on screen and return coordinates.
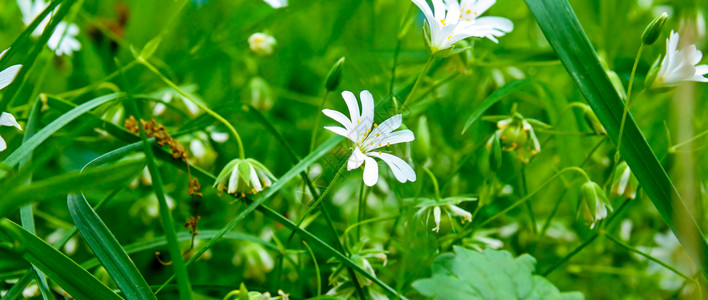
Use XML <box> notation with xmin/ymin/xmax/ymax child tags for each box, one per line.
<box><xmin>581</xmin><ymin>104</ymin><xmax>606</xmax><ymax>135</ymax></box>
<box><xmin>642</xmin><ymin>12</ymin><xmax>669</xmax><ymax>45</ymax></box>
<box><xmin>325</xmin><ymin>56</ymin><xmax>345</xmax><ymax>91</ymax></box>
<box><xmin>580</xmin><ymin>181</ymin><xmax>611</xmax><ymax>229</ymax></box>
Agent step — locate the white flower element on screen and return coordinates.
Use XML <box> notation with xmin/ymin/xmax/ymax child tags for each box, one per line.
<box><xmin>214</xmin><ymin>158</ymin><xmax>276</xmax><ymax>195</ymax></box>
<box><xmin>248</xmin><ymin>32</ymin><xmax>277</xmax><ymax>56</ymax></box>
<box><xmin>411</xmin><ymin>0</ymin><xmax>513</xmax><ymax>53</ymax></box>
<box><xmin>0</xmin><ymin>48</ymin><xmax>22</xmax><ymax>91</ymax></box>
<box><xmin>0</xmin><ymin>112</ymin><xmax>22</xmax><ymax>152</ymax></box>
<box><xmin>413</xmin><ymin>197</ymin><xmax>476</xmax><ymax>232</ymax></box>
<box><xmin>652</xmin><ymin>30</ymin><xmax>708</xmax><ymax>88</ymax></box>
<box><xmin>262</xmin><ymin>0</ymin><xmax>287</xmax><ymax>8</ymax></box>
<box><xmin>323</xmin><ymin>90</ymin><xmax>416</xmax><ymax>186</ymax></box>
<box><xmin>17</xmin><ymin>0</ymin><xmax>82</xmax><ymax>56</ymax></box>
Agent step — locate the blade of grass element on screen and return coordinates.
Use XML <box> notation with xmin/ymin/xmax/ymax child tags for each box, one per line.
<box><xmin>120</xmin><ymin>60</ymin><xmax>193</xmax><ymax>299</ymax></box>
<box><xmin>461</xmin><ymin>79</ymin><xmax>533</xmax><ymax>134</ymax></box>
<box><xmin>524</xmin><ymin>0</ymin><xmax>708</xmax><ymax>276</ymax></box>
<box><xmin>68</xmin><ymin>194</ymin><xmax>157</xmax><ymax>300</ymax></box>
<box><xmin>0</xmin><ymin>219</ymin><xmax>122</xmax><ymax>300</ymax></box>
<box><xmin>1</xmin><ymin>93</ymin><xmax>125</xmax><ymax>171</ymax></box>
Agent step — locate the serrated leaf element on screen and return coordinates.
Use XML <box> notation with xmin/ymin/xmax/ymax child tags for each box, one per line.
<box><xmin>413</xmin><ymin>247</ymin><xmax>583</xmax><ymax>300</ymax></box>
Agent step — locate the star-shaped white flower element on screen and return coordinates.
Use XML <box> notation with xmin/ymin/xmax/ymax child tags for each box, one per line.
<box><xmin>17</xmin><ymin>0</ymin><xmax>82</xmax><ymax>56</ymax></box>
<box><xmin>411</xmin><ymin>0</ymin><xmax>513</xmax><ymax>53</ymax></box>
<box><xmin>652</xmin><ymin>30</ymin><xmax>708</xmax><ymax>88</ymax></box>
<box><xmin>323</xmin><ymin>90</ymin><xmax>416</xmax><ymax>186</ymax></box>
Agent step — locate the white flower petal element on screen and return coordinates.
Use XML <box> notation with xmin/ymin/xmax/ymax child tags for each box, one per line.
<box><xmin>372</xmin><ymin>152</ymin><xmax>416</xmax><ymax>183</ymax></box>
<box><xmin>0</xmin><ymin>65</ymin><xmax>22</xmax><ymax>91</ymax></box>
<box><xmin>341</xmin><ymin>91</ymin><xmax>361</xmax><ymax>123</ymax></box>
<box><xmin>432</xmin><ymin>206</ymin><xmax>441</xmax><ymax>232</ymax></box>
<box><xmin>0</xmin><ymin>112</ymin><xmax>22</xmax><ymax>130</ymax></box>
<box><xmin>445</xmin><ymin>0</ymin><xmax>461</xmax><ymax>25</ymax></box>
<box><xmin>368</xmin><ymin>130</ymin><xmax>415</xmax><ymax>151</ymax></box>
<box><xmin>0</xmin><ymin>135</ymin><xmax>6</xmax><ymax>152</ymax></box>
<box><xmin>411</xmin><ymin>0</ymin><xmax>436</xmax><ymax>25</ymax></box>
<box><xmin>324</xmin><ymin>126</ymin><xmax>357</xmax><ymax>143</ymax></box>
<box><xmin>228</xmin><ymin>161</ymin><xmax>241</xmax><ymax>193</ymax></box>
<box><xmin>362</xmin><ymin>156</ymin><xmax>379</xmax><ymax>186</ymax></box>
<box><xmin>431</xmin><ymin>0</ymin><xmax>446</xmax><ymax>20</ymax></box>
<box><xmin>249</xmin><ymin>164</ymin><xmax>262</xmax><ymax>192</ymax></box>
<box><xmin>323</xmin><ymin>108</ymin><xmax>353</xmax><ymax>131</ymax></box>
<box><xmin>475</xmin><ymin>16</ymin><xmax>514</xmax><ymax>33</ymax></box>
<box><xmin>348</xmin><ymin>147</ymin><xmax>366</xmax><ymax>170</ymax></box>
<box><xmin>0</xmin><ymin>48</ymin><xmax>8</xmax><ymax>60</ymax></box>
<box><xmin>359</xmin><ymin>90</ymin><xmax>375</xmax><ymax>129</ymax></box>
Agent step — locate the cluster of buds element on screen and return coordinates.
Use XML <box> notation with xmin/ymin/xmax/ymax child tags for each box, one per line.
<box><xmin>486</xmin><ymin>113</ymin><xmax>544</xmax><ymax>163</ymax></box>
<box><xmin>125</xmin><ymin>116</ymin><xmax>187</xmax><ymax>160</ymax></box>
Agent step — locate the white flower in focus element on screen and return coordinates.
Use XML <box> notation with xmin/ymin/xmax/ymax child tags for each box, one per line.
<box><xmin>0</xmin><ymin>48</ymin><xmax>23</xmax><ymax>91</ymax></box>
<box><xmin>0</xmin><ymin>112</ymin><xmax>22</xmax><ymax>152</ymax></box>
<box><xmin>17</xmin><ymin>0</ymin><xmax>82</xmax><ymax>56</ymax></box>
<box><xmin>652</xmin><ymin>31</ymin><xmax>708</xmax><ymax>88</ymax></box>
<box><xmin>323</xmin><ymin>90</ymin><xmax>416</xmax><ymax>186</ymax></box>
<box><xmin>411</xmin><ymin>0</ymin><xmax>513</xmax><ymax>54</ymax></box>
<box><xmin>262</xmin><ymin>0</ymin><xmax>287</xmax><ymax>8</ymax></box>
<box><xmin>248</xmin><ymin>32</ymin><xmax>277</xmax><ymax>56</ymax></box>
<box><xmin>214</xmin><ymin>158</ymin><xmax>276</xmax><ymax>196</ymax></box>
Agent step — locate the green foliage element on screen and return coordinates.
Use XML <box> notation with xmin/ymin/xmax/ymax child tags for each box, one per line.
<box><xmin>413</xmin><ymin>247</ymin><xmax>583</xmax><ymax>299</ymax></box>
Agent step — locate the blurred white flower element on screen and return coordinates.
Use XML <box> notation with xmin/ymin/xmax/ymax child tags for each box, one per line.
<box><xmin>248</xmin><ymin>32</ymin><xmax>276</xmax><ymax>56</ymax></box>
<box><xmin>413</xmin><ymin>196</ymin><xmax>476</xmax><ymax>232</ymax></box>
<box><xmin>232</xmin><ymin>242</ymin><xmax>275</xmax><ymax>282</ymax></box>
<box><xmin>152</xmin><ymin>86</ymin><xmax>201</xmax><ymax>116</ymax></box>
<box><xmin>411</xmin><ymin>0</ymin><xmax>513</xmax><ymax>53</ymax></box>
<box><xmin>262</xmin><ymin>0</ymin><xmax>287</xmax><ymax>8</ymax></box>
<box><xmin>17</xmin><ymin>0</ymin><xmax>82</xmax><ymax>56</ymax></box>
<box><xmin>651</xmin><ymin>31</ymin><xmax>708</xmax><ymax>88</ymax></box>
<box><xmin>323</xmin><ymin>90</ymin><xmax>416</xmax><ymax>186</ymax></box>
<box><xmin>0</xmin><ymin>112</ymin><xmax>22</xmax><ymax>152</ymax></box>
<box><xmin>0</xmin><ymin>48</ymin><xmax>22</xmax><ymax>91</ymax></box>
<box><xmin>637</xmin><ymin>231</ymin><xmax>696</xmax><ymax>292</ymax></box>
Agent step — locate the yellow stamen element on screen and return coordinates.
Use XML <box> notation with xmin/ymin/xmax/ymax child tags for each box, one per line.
<box><xmin>376</xmin><ymin>133</ymin><xmax>380</xmax><ymax>137</ymax></box>
<box><xmin>374</xmin><ymin>123</ymin><xmax>378</xmax><ymax>128</ymax></box>
<box><xmin>361</xmin><ymin>137</ymin><xmax>365</xmax><ymax>142</ymax></box>
<box><xmin>440</xmin><ymin>19</ymin><xmax>446</xmax><ymax>25</ymax></box>
<box><xmin>447</xmin><ymin>34</ymin><xmax>452</xmax><ymax>40</ymax></box>
<box><xmin>370</xmin><ymin>142</ymin><xmax>374</xmax><ymax>146</ymax></box>
<box><xmin>378</xmin><ymin>143</ymin><xmax>382</xmax><ymax>147</ymax></box>
<box><xmin>367</xmin><ymin>128</ymin><xmax>371</xmax><ymax>132</ymax></box>
<box><xmin>466</xmin><ymin>9</ymin><xmax>471</xmax><ymax>14</ymax></box>
<box><xmin>357</xmin><ymin>119</ymin><xmax>360</xmax><ymax>124</ymax></box>
<box><xmin>387</xmin><ymin>142</ymin><xmax>390</xmax><ymax>147</ymax></box>
<box><xmin>379</xmin><ymin>151</ymin><xmax>382</xmax><ymax>155</ymax></box>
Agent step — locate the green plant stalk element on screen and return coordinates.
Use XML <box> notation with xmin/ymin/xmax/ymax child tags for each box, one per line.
<box><xmin>303</xmin><ymin>241</ymin><xmax>322</xmax><ymax>298</ymax></box>
<box><xmin>399</xmin><ymin>55</ymin><xmax>435</xmax><ymax>113</ymax></box>
<box><xmin>520</xmin><ymin>166</ymin><xmax>538</xmax><ymax>235</ymax></box>
<box><xmin>613</xmin><ymin>44</ymin><xmax>644</xmax><ymax>165</ymax></box>
<box><xmin>357</xmin><ymin>180</ymin><xmax>366</xmax><ymax>241</ymax></box>
<box><xmin>422</xmin><ymin>166</ymin><xmax>441</xmax><ymax>201</ymax></box>
<box><xmin>123</xmin><ymin>83</ymin><xmax>193</xmax><ymax>298</ymax></box>
<box><xmin>139</xmin><ymin>59</ymin><xmax>246</xmax><ymax>159</ymax></box>
<box><xmin>310</xmin><ymin>90</ymin><xmax>330</xmax><ymax>152</ymax></box>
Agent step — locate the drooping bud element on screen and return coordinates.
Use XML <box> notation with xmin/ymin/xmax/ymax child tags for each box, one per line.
<box><xmin>642</xmin><ymin>12</ymin><xmax>669</xmax><ymax>45</ymax></box>
<box><xmin>325</xmin><ymin>56</ymin><xmax>345</xmax><ymax>91</ymax></box>
<box><xmin>581</xmin><ymin>104</ymin><xmax>606</xmax><ymax>135</ymax></box>
<box><xmin>580</xmin><ymin>181</ymin><xmax>612</xmax><ymax>229</ymax></box>
<box><xmin>610</xmin><ymin>162</ymin><xmax>639</xmax><ymax>199</ymax></box>
<box><xmin>214</xmin><ymin>158</ymin><xmax>276</xmax><ymax>196</ymax></box>
<box><xmin>248</xmin><ymin>32</ymin><xmax>276</xmax><ymax>56</ymax></box>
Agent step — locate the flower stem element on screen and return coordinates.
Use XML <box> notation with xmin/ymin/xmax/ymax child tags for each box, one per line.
<box><xmin>310</xmin><ymin>90</ymin><xmax>330</xmax><ymax>152</ymax></box>
<box><xmin>398</xmin><ymin>55</ymin><xmax>435</xmax><ymax>113</ymax></box>
<box><xmin>357</xmin><ymin>180</ymin><xmax>366</xmax><ymax>241</ymax></box>
<box><xmin>422</xmin><ymin>166</ymin><xmax>441</xmax><ymax>200</ymax></box>
<box><xmin>139</xmin><ymin>59</ymin><xmax>246</xmax><ymax>159</ymax></box>
<box><xmin>520</xmin><ymin>165</ymin><xmax>538</xmax><ymax>235</ymax></box>
<box><xmin>612</xmin><ymin>44</ymin><xmax>644</xmax><ymax>175</ymax></box>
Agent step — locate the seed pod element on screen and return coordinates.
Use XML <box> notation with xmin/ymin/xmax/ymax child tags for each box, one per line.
<box><xmin>325</xmin><ymin>56</ymin><xmax>345</xmax><ymax>91</ymax></box>
<box><xmin>642</xmin><ymin>12</ymin><xmax>669</xmax><ymax>45</ymax></box>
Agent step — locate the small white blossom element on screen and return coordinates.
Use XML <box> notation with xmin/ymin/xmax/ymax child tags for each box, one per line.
<box><xmin>248</xmin><ymin>32</ymin><xmax>277</xmax><ymax>56</ymax></box>
<box><xmin>652</xmin><ymin>30</ymin><xmax>708</xmax><ymax>88</ymax></box>
<box><xmin>323</xmin><ymin>90</ymin><xmax>416</xmax><ymax>186</ymax></box>
<box><xmin>17</xmin><ymin>0</ymin><xmax>82</xmax><ymax>56</ymax></box>
<box><xmin>411</xmin><ymin>0</ymin><xmax>513</xmax><ymax>53</ymax></box>
<box><xmin>262</xmin><ymin>0</ymin><xmax>287</xmax><ymax>8</ymax></box>
<box><xmin>214</xmin><ymin>158</ymin><xmax>276</xmax><ymax>195</ymax></box>
<box><xmin>413</xmin><ymin>197</ymin><xmax>476</xmax><ymax>232</ymax></box>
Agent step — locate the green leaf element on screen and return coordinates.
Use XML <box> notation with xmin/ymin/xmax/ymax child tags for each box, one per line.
<box><xmin>0</xmin><ymin>160</ymin><xmax>144</xmax><ymax>217</ymax></box>
<box><xmin>524</xmin><ymin>0</ymin><xmax>708</xmax><ymax>277</ymax></box>
<box><xmin>413</xmin><ymin>247</ymin><xmax>583</xmax><ymax>300</ymax></box>
<box><xmin>68</xmin><ymin>194</ymin><xmax>157</xmax><ymax>300</ymax></box>
<box><xmin>2</xmin><ymin>93</ymin><xmax>125</xmax><ymax>170</ymax></box>
<box><xmin>0</xmin><ymin>219</ymin><xmax>122</xmax><ymax>300</ymax></box>
<box><xmin>461</xmin><ymin>79</ymin><xmax>532</xmax><ymax>134</ymax></box>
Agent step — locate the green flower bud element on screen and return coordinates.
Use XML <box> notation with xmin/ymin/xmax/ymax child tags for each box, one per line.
<box><xmin>325</xmin><ymin>56</ymin><xmax>345</xmax><ymax>91</ymax></box>
<box><xmin>246</xmin><ymin>77</ymin><xmax>274</xmax><ymax>111</ymax></box>
<box><xmin>214</xmin><ymin>158</ymin><xmax>276</xmax><ymax>196</ymax></box>
<box><xmin>500</xmin><ymin>120</ymin><xmax>527</xmax><ymax>150</ymax></box>
<box><xmin>581</xmin><ymin>104</ymin><xmax>606</xmax><ymax>135</ymax></box>
<box><xmin>607</xmin><ymin>70</ymin><xmax>627</xmax><ymax>100</ymax></box>
<box><xmin>580</xmin><ymin>181</ymin><xmax>612</xmax><ymax>229</ymax></box>
<box><xmin>610</xmin><ymin>162</ymin><xmax>639</xmax><ymax>199</ymax></box>
<box><xmin>642</xmin><ymin>12</ymin><xmax>669</xmax><ymax>45</ymax></box>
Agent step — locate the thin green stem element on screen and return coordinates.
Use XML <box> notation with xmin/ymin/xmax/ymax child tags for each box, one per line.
<box><xmin>302</xmin><ymin>241</ymin><xmax>322</xmax><ymax>298</ymax></box>
<box><xmin>310</xmin><ymin>90</ymin><xmax>330</xmax><ymax>152</ymax></box>
<box><xmin>345</xmin><ymin>215</ymin><xmax>399</xmax><ymax>249</ymax></box>
<box><xmin>320</xmin><ymin>200</ymin><xmax>366</xmax><ymax>299</ymax></box>
<box><xmin>57</xmin><ymin>61</ymin><xmax>139</xmax><ymax>98</ymax></box>
<box><xmin>398</xmin><ymin>56</ymin><xmax>435</xmax><ymax>113</ymax></box>
<box><xmin>520</xmin><ymin>166</ymin><xmax>537</xmax><ymax>235</ymax></box>
<box><xmin>612</xmin><ymin>44</ymin><xmax>644</xmax><ymax>170</ymax></box>
<box><xmin>139</xmin><ymin>59</ymin><xmax>246</xmax><ymax>159</ymax></box>
<box><xmin>671</xmin><ymin>127</ymin><xmax>708</xmax><ymax>152</ymax></box>
<box><xmin>357</xmin><ymin>180</ymin><xmax>366</xmax><ymax>241</ymax></box>
<box><xmin>422</xmin><ymin>166</ymin><xmax>440</xmax><ymax>200</ymax></box>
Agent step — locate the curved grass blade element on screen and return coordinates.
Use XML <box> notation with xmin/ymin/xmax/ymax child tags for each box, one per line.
<box><xmin>68</xmin><ymin>194</ymin><xmax>157</xmax><ymax>300</ymax></box>
<box><xmin>0</xmin><ymin>219</ymin><xmax>122</xmax><ymax>300</ymax></box>
<box><xmin>2</xmin><ymin>93</ymin><xmax>125</xmax><ymax>170</ymax></box>
<box><xmin>461</xmin><ymin>79</ymin><xmax>533</xmax><ymax>134</ymax></box>
<box><xmin>524</xmin><ymin>0</ymin><xmax>708</xmax><ymax>276</ymax></box>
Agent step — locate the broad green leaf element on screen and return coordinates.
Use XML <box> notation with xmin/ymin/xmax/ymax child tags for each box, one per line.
<box><xmin>461</xmin><ymin>79</ymin><xmax>533</xmax><ymax>134</ymax></box>
<box><xmin>524</xmin><ymin>0</ymin><xmax>708</xmax><ymax>276</ymax></box>
<box><xmin>68</xmin><ymin>194</ymin><xmax>157</xmax><ymax>300</ymax></box>
<box><xmin>413</xmin><ymin>247</ymin><xmax>583</xmax><ymax>300</ymax></box>
<box><xmin>0</xmin><ymin>219</ymin><xmax>122</xmax><ymax>300</ymax></box>
<box><xmin>2</xmin><ymin>93</ymin><xmax>125</xmax><ymax>170</ymax></box>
